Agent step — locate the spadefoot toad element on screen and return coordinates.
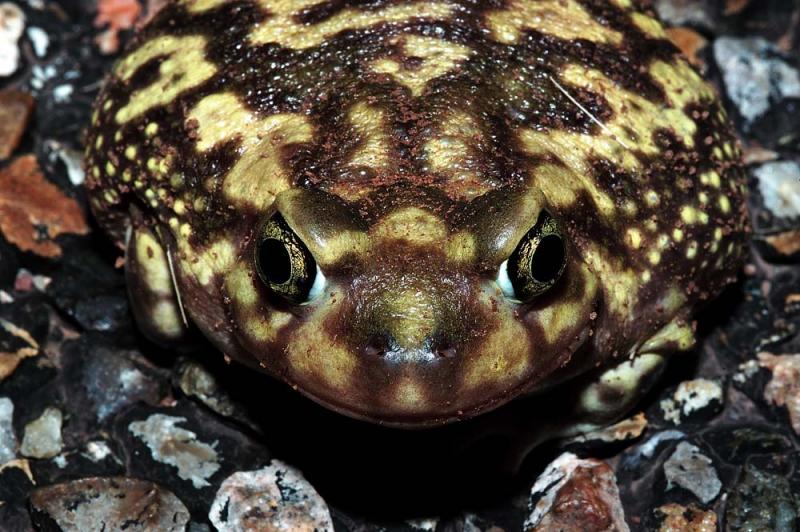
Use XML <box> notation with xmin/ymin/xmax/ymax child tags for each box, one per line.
<box><xmin>85</xmin><ymin>0</ymin><xmax>749</xmax><ymax>429</ymax></box>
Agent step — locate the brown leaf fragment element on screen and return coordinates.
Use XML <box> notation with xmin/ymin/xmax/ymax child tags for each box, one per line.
<box><xmin>0</xmin><ymin>155</ymin><xmax>89</xmax><ymax>258</ymax></box>
<box><xmin>724</xmin><ymin>0</ymin><xmax>750</xmax><ymax>15</ymax></box>
<box><xmin>666</xmin><ymin>27</ymin><xmax>708</xmax><ymax>67</ymax></box>
<box><xmin>0</xmin><ymin>317</ymin><xmax>39</xmax><ymax>382</ymax></box>
<box><xmin>765</xmin><ymin>230</ymin><xmax>800</xmax><ymax>257</ymax></box>
<box><xmin>0</xmin><ymin>90</ymin><xmax>34</xmax><ymax>160</ymax></box>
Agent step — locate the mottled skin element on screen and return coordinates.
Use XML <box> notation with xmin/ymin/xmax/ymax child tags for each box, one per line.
<box><xmin>85</xmin><ymin>0</ymin><xmax>749</xmax><ymax>429</ymax></box>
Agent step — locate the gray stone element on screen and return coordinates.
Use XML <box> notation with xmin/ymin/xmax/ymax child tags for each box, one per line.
<box><xmin>754</xmin><ymin>161</ymin><xmax>800</xmax><ymax>219</ymax></box>
<box><xmin>713</xmin><ymin>37</ymin><xmax>800</xmax><ymax>124</ymax></box>
<box><xmin>663</xmin><ymin>442</ymin><xmax>721</xmax><ymax>504</ymax></box>
<box><xmin>209</xmin><ymin>460</ymin><xmax>334</xmax><ymax>532</ymax></box>
<box><xmin>20</xmin><ymin>407</ymin><xmax>63</xmax><ymax>459</ymax></box>
<box><xmin>129</xmin><ymin>413</ymin><xmax>220</xmax><ymax>489</ymax></box>
<box><xmin>654</xmin><ymin>0</ymin><xmax>716</xmax><ymax>31</ymax></box>
<box><xmin>29</xmin><ymin>477</ymin><xmax>190</xmax><ymax>531</ymax></box>
<box><xmin>0</xmin><ymin>397</ymin><xmax>16</xmax><ymax>465</ymax></box>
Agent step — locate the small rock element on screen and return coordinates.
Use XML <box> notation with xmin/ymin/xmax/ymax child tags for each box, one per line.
<box><xmin>129</xmin><ymin>413</ymin><xmax>220</xmax><ymax>489</ymax></box>
<box><xmin>700</xmin><ymin>426</ymin><xmax>792</xmax><ymax>465</ymax></box>
<box><xmin>659</xmin><ymin>379</ymin><xmax>724</xmax><ymax>425</ymax></box>
<box><xmin>61</xmin><ymin>338</ymin><xmax>167</xmax><ymax>426</ymax></box>
<box><xmin>570</xmin><ymin>412</ymin><xmax>648</xmax><ymax>444</ymax></box>
<box><xmin>663</xmin><ymin>441</ymin><xmax>721</xmax><ymax>504</ymax></box>
<box><xmin>725</xmin><ymin>464</ymin><xmax>799</xmax><ymax>531</ymax></box>
<box><xmin>654</xmin><ymin>0</ymin><xmax>717</xmax><ymax>31</ymax></box>
<box><xmin>653</xmin><ymin>503</ymin><xmax>717</xmax><ymax>532</ymax></box>
<box><xmin>209</xmin><ymin>460</ymin><xmax>334</xmax><ymax>532</ymax></box>
<box><xmin>714</xmin><ymin>37</ymin><xmax>800</xmax><ymax>124</ymax></box>
<box><xmin>758</xmin><ymin>352</ymin><xmax>800</xmax><ymax>433</ymax></box>
<box><xmin>20</xmin><ymin>406</ymin><xmax>63</xmax><ymax>459</ymax></box>
<box><xmin>0</xmin><ymin>3</ymin><xmax>24</xmax><ymax>77</ymax></box>
<box><xmin>754</xmin><ymin>161</ymin><xmax>800</xmax><ymax>220</ymax></box>
<box><xmin>525</xmin><ymin>452</ymin><xmax>629</xmax><ymax>532</ymax></box>
<box><xmin>0</xmin><ymin>90</ymin><xmax>34</xmax><ymax>160</ymax></box>
<box><xmin>44</xmin><ymin>140</ymin><xmax>85</xmax><ymax>186</ymax></box>
<box><xmin>26</xmin><ymin>26</ymin><xmax>48</xmax><ymax>57</ymax></box>
<box><xmin>0</xmin><ymin>397</ymin><xmax>17</xmax><ymax>464</ymax></box>
<box><xmin>83</xmin><ymin>440</ymin><xmax>113</xmax><ymax>462</ymax></box>
<box><xmin>29</xmin><ymin>477</ymin><xmax>190</xmax><ymax>531</ymax></box>
<box><xmin>176</xmin><ymin>359</ymin><xmax>238</xmax><ymax>418</ymax></box>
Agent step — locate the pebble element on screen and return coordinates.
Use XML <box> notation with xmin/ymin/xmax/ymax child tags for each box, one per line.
<box><xmin>654</xmin><ymin>503</ymin><xmax>717</xmax><ymax>532</ymax></box>
<box><xmin>0</xmin><ymin>2</ymin><xmax>25</xmax><ymax>77</ymax></box>
<box><xmin>0</xmin><ymin>397</ymin><xmax>17</xmax><ymax>464</ymax></box>
<box><xmin>176</xmin><ymin>359</ymin><xmax>238</xmax><ymax>418</ymax></box>
<box><xmin>525</xmin><ymin>452</ymin><xmax>629</xmax><ymax>532</ymax></box>
<box><xmin>20</xmin><ymin>406</ymin><xmax>63</xmax><ymax>459</ymax></box>
<box><xmin>713</xmin><ymin>37</ymin><xmax>800</xmax><ymax>125</ymax></box>
<box><xmin>753</xmin><ymin>161</ymin><xmax>800</xmax><ymax>220</ymax></box>
<box><xmin>129</xmin><ymin>413</ymin><xmax>221</xmax><ymax>489</ymax></box>
<box><xmin>25</xmin><ymin>26</ymin><xmax>47</xmax><ymax>57</ymax></box>
<box><xmin>29</xmin><ymin>477</ymin><xmax>190</xmax><ymax>531</ymax></box>
<box><xmin>209</xmin><ymin>460</ymin><xmax>334</xmax><ymax>532</ymax></box>
<box><xmin>62</xmin><ymin>340</ymin><xmax>166</xmax><ymax>424</ymax></box>
<box><xmin>654</xmin><ymin>0</ymin><xmax>716</xmax><ymax>31</ymax></box>
<box><xmin>663</xmin><ymin>441</ymin><xmax>721</xmax><ymax>504</ymax></box>
<box><xmin>757</xmin><ymin>352</ymin><xmax>800</xmax><ymax>433</ymax></box>
<box><xmin>725</xmin><ymin>464</ymin><xmax>799</xmax><ymax>531</ymax></box>
<box><xmin>659</xmin><ymin>379</ymin><xmax>724</xmax><ymax>425</ymax></box>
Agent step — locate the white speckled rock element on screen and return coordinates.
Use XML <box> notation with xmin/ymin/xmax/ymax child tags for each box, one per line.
<box><xmin>660</xmin><ymin>379</ymin><xmax>724</xmax><ymax>425</ymax></box>
<box><xmin>754</xmin><ymin>161</ymin><xmax>800</xmax><ymax>219</ymax></box>
<box><xmin>129</xmin><ymin>413</ymin><xmax>220</xmax><ymax>488</ymax></box>
<box><xmin>713</xmin><ymin>37</ymin><xmax>800</xmax><ymax>123</ymax></box>
<box><xmin>209</xmin><ymin>460</ymin><xmax>333</xmax><ymax>532</ymax></box>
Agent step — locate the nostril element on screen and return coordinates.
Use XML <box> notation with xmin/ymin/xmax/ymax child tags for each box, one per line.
<box><xmin>364</xmin><ymin>335</ymin><xmax>389</xmax><ymax>357</ymax></box>
<box><xmin>435</xmin><ymin>344</ymin><xmax>457</xmax><ymax>359</ymax></box>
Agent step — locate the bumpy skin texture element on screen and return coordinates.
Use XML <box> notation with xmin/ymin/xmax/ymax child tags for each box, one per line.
<box><xmin>85</xmin><ymin>0</ymin><xmax>749</xmax><ymax>426</ymax></box>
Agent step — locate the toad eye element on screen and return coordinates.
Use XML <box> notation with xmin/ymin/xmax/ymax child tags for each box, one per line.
<box><xmin>255</xmin><ymin>214</ymin><xmax>326</xmax><ymax>304</ymax></box>
<box><xmin>497</xmin><ymin>212</ymin><xmax>567</xmax><ymax>303</ymax></box>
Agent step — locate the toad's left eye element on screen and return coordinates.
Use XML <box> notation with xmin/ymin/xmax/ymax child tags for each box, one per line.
<box><xmin>497</xmin><ymin>211</ymin><xmax>567</xmax><ymax>303</ymax></box>
<box><xmin>255</xmin><ymin>213</ymin><xmax>326</xmax><ymax>304</ymax></box>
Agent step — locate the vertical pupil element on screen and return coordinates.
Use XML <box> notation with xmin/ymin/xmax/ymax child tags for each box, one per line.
<box><xmin>530</xmin><ymin>235</ymin><xmax>564</xmax><ymax>282</ymax></box>
<box><xmin>260</xmin><ymin>238</ymin><xmax>292</xmax><ymax>284</ymax></box>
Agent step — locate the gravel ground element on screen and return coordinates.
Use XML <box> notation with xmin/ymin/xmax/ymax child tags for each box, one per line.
<box><xmin>0</xmin><ymin>0</ymin><xmax>798</xmax><ymax>530</ymax></box>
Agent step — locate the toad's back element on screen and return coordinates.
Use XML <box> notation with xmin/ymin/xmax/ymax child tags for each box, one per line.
<box><xmin>84</xmin><ymin>0</ymin><xmax>748</xmax><ymax>425</ymax></box>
